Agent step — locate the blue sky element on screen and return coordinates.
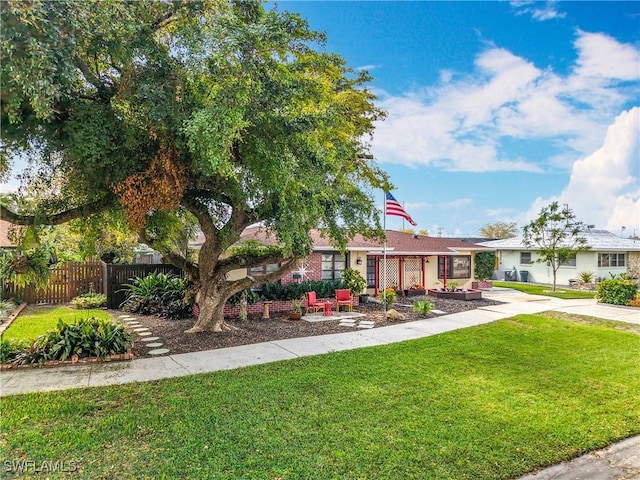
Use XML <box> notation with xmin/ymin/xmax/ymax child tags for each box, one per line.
<box><xmin>274</xmin><ymin>1</ymin><xmax>640</xmax><ymax>237</ymax></box>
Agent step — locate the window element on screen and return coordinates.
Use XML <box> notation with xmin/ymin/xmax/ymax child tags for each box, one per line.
<box><xmin>366</xmin><ymin>258</ymin><xmax>376</xmax><ymax>288</ymax></box>
<box><xmin>438</xmin><ymin>255</ymin><xmax>471</xmax><ymax>279</ymax></box>
<box><xmin>520</xmin><ymin>252</ymin><xmax>532</xmax><ymax>264</ymax></box>
<box><xmin>249</xmin><ymin>263</ymin><xmax>280</xmax><ymax>276</ymax></box>
<box><xmin>560</xmin><ymin>254</ymin><xmax>576</xmax><ymax>267</ymax></box>
<box><xmin>322</xmin><ymin>253</ymin><xmax>346</xmax><ymax>280</ymax></box>
<box><xmin>598</xmin><ymin>253</ymin><xmax>625</xmax><ymax>267</ymax></box>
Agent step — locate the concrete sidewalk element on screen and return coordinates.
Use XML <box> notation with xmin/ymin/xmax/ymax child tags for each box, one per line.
<box><xmin>1</xmin><ymin>289</ymin><xmax>636</xmax><ymax>396</ymax></box>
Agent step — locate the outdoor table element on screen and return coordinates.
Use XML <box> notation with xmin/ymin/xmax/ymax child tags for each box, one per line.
<box><xmin>323</xmin><ymin>302</ymin><xmax>333</xmax><ymax>316</ymax></box>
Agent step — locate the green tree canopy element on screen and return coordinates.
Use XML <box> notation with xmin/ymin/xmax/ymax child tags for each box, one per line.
<box><xmin>479</xmin><ymin>221</ymin><xmax>518</xmax><ymax>239</ymax></box>
<box><xmin>1</xmin><ymin>0</ymin><xmax>391</xmax><ymax>331</ymax></box>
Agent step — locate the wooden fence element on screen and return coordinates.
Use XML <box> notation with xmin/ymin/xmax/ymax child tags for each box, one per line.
<box><xmin>3</xmin><ymin>262</ymin><xmax>103</xmax><ymax>304</ymax></box>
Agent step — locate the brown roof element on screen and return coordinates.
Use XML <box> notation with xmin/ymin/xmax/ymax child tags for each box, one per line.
<box><xmin>381</xmin><ymin>230</ymin><xmax>491</xmax><ymax>255</ymax></box>
<box><xmin>190</xmin><ymin>226</ymin><xmax>489</xmax><ymax>255</ymax></box>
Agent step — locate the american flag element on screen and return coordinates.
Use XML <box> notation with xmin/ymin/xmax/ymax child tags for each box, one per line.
<box><xmin>385</xmin><ymin>192</ymin><xmax>417</xmax><ymax>226</ymax></box>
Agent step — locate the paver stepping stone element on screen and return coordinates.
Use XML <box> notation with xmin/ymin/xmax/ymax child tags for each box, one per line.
<box><xmin>357</xmin><ymin>324</ymin><xmax>375</xmax><ymax>329</ymax></box>
<box><xmin>358</xmin><ymin>321</ymin><xmax>375</xmax><ymax>325</ymax></box>
<box><xmin>119</xmin><ymin>316</ymin><xmax>136</xmax><ymax>320</ymax></box>
<box><xmin>431</xmin><ymin>309</ymin><xmax>447</xmax><ymax>314</ymax></box>
<box><xmin>126</xmin><ymin>322</ymin><xmax>143</xmax><ymax>327</ymax></box>
<box><xmin>339</xmin><ymin>322</ymin><xmax>356</xmax><ymax>327</ymax></box>
<box><xmin>148</xmin><ymin>348</ymin><xmax>170</xmax><ymax>355</ymax></box>
<box><xmin>145</xmin><ymin>343</ymin><xmax>164</xmax><ymax>348</ymax></box>
<box><xmin>141</xmin><ymin>336</ymin><xmax>161</xmax><ymax>342</ymax></box>
<box><xmin>133</xmin><ymin>327</ymin><xmax>150</xmax><ymax>333</ymax></box>
<box><xmin>138</xmin><ymin>331</ymin><xmax>153</xmax><ymax>336</ymax></box>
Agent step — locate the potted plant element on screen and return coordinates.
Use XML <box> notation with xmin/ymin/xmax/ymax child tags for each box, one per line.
<box><xmin>289</xmin><ymin>299</ymin><xmax>303</xmax><ymax>320</ymax></box>
<box><xmin>405</xmin><ymin>283</ymin><xmax>426</xmax><ymax>297</ymax></box>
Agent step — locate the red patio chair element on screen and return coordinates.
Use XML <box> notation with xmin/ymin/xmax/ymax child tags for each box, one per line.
<box><xmin>335</xmin><ymin>289</ymin><xmax>353</xmax><ymax>313</ymax></box>
<box><xmin>305</xmin><ymin>291</ymin><xmax>324</xmax><ymax>315</ymax></box>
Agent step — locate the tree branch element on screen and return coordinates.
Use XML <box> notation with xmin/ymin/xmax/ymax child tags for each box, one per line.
<box><xmin>138</xmin><ymin>229</ymin><xmax>199</xmax><ymax>281</ymax></box>
<box><xmin>0</xmin><ymin>198</ymin><xmax>114</xmax><ymax>226</ymax></box>
<box><xmin>225</xmin><ymin>257</ymin><xmax>299</xmax><ymax>291</ymax></box>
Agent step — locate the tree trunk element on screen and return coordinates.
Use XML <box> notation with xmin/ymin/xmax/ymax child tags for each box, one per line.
<box><xmin>185</xmin><ymin>283</ymin><xmax>237</xmax><ymax>333</ymax></box>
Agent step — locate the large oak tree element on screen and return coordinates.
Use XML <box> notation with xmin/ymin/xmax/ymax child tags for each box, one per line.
<box><xmin>1</xmin><ymin>0</ymin><xmax>391</xmax><ymax>331</ymax></box>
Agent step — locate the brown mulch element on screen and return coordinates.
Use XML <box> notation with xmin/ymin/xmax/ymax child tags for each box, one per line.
<box><xmin>116</xmin><ymin>295</ymin><xmax>504</xmax><ymax>358</ymax></box>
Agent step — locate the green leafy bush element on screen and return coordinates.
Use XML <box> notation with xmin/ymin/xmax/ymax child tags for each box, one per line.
<box><xmin>474</xmin><ymin>252</ymin><xmax>495</xmax><ymax>281</ymax></box>
<box><xmin>0</xmin><ymin>248</ymin><xmax>52</xmax><ymax>290</ymax></box>
<box><xmin>120</xmin><ymin>272</ymin><xmax>193</xmax><ymax>318</ymax></box>
<box><xmin>596</xmin><ymin>279</ymin><xmax>638</xmax><ymax>306</ymax></box>
<box><xmin>412</xmin><ymin>300</ymin><xmax>434</xmax><ymax>316</ymax></box>
<box><xmin>0</xmin><ymin>338</ymin><xmax>27</xmax><ymax>363</ymax></box>
<box><xmin>227</xmin><ymin>289</ymin><xmax>261</xmax><ymax>305</ymax></box>
<box><xmin>341</xmin><ymin>268</ymin><xmax>367</xmax><ymax>295</ymax></box>
<box><xmin>578</xmin><ymin>271</ymin><xmax>595</xmax><ymax>283</ymax></box>
<box><xmin>12</xmin><ymin>317</ymin><xmax>133</xmax><ymax>365</ymax></box>
<box><xmin>379</xmin><ymin>288</ymin><xmax>396</xmax><ymax>310</ymax></box>
<box><xmin>71</xmin><ymin>292</ymin><xmax>107</xmax><ymax>309</ymax></box>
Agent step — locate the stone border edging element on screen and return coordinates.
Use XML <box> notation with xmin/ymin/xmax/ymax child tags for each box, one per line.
<box><xmin>0</xmin><ymin>349</ymin><xmax>134</xmax><ymax>370</ymax></box>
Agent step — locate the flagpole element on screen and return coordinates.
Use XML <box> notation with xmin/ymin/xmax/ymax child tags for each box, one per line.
<box><xmin>383</xmin><ymin>191</ymin><xmax>387</xmax><ymax>315</ymax></box>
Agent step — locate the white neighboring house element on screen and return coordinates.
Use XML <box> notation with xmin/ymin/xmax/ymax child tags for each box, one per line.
<box><xmin>479</xmin><ymin>230</ymin><xmax>640</xmax><ymax>285</ymax></box>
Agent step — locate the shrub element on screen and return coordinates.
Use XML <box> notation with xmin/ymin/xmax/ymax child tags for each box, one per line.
<box><xmin>578</xmin><ymin>271</ymin><xmax>595</xmax><ymax>283</ymax></box>
<box><xmin>0</xmin><ymin>338</ymin><xmax>27</xmax><ymax>363</ymax></box>
<box><xmin>71</xmin><ymin>292</ymin><xmax>107</xmax><ymax>309</ymax></box>
<box><xmin>379</xmin><ymin>288</ymin><xmax>396</xmax><ymax>310</ymax></box>
<box><xmin>341</xmin><ymin>268</ymin><xmax>367</xmax><ymax>295</ymax></box>
<box><xmin>12</xmin><ymin>317</ymin><xmax>133</xmax><ymax>365</ymax></box>
<box><xmin>474</xmin><ymin>252</ymin><xmax>495</xmax><ymax>281</ymax></box>
<box><xmin>412</xmin><ymin>300</ymin><xmax>434</xmax><ymax>316</ymax></box>
<box><xmin>596</xmin><ymin>279</ymin><xmax>638</xmax><ymax>306</ymax></box>
<box><xmin>120</xmin><ymin>272</ymin><xmax>193</xmax><ymax>319</ymax></box>
<box><xmin>228</xmin><ymin>289</ymin><xmax>260</xmax><ymax>305</ymax></box>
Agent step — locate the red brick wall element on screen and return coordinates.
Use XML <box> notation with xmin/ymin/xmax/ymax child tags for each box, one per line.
<box><xmin>222</xmin><ymin>293</ymin><xmax>360</xmax><ymax>319</ymax></box>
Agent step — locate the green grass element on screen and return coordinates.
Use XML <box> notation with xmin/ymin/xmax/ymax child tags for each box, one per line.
<box><xmin>1</xmin><ymin>305</ymin><xmax>113</xmax><ymax>342</ymax></box>
<box><xmin>493</xmin><ymin>281</ymin><xmax>597</xmax><ymax>299</ymax></box>
<box><xmin>2</xmin><ymin>314</ymin><xmax>639</xmax><ymax>479</ymax></box>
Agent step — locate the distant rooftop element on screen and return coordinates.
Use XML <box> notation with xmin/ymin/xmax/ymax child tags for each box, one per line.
<box><xmin>479</xmin><ymin>229</ymin><xmax>640</xmax><ymax>251</ymax></box>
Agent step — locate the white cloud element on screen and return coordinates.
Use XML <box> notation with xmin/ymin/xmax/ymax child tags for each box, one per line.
<box><xmin>372</xmin><ymin>31</ymin><xmax>639</xmax><ymax>174</ymax></box>
<box><xmin>356</xmin><ymin>64</ymin><xmax>379</xmax><ymax>71</ymax></box>
<box><xmin>511</xmin><ymin>1</ymin><xmax>566</xmax><ymax>21</ymax></box>
<box><xmin>526</xmin><ymin>107</ymin><xmax>640</xmax><ymax>233</ymax></box>
<box><xmin>573</xmin><ymin>31</ymin><xmax>639</xmax><ymax>81</ymax></box>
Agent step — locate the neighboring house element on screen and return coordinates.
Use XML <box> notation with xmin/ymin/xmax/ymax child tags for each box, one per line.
<box><xmin>210</xmin><ymin>227</ymin><xmax>492</xmax><ymax>295</ymax></box>
<box><xmin>0</xmin><ymin>219</ymin><xmax>18</xmax><ymax>250</ymax></box>
<box><xmin>479</xmin><ymin>230</ymin><xmax>640</xmax><ymax>285</ymax></box>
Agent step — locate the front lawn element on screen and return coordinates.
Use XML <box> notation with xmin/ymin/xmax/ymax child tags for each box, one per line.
<box><xmin>493</xmin><ymin>281</ymin><xmax>597</xmax><ymax>299</ymax></box>
<box><xmin>2</xmin><ymin>313</ymin><xmax>639</xmax><ymax>479</ymax></box>
<box><xmin>1</xmin><ymin>306</ymin><xmax>113</xmax><ymax>342</ymax></box>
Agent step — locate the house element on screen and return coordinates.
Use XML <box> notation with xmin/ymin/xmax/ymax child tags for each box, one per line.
<box><xmin>479</xmin><ymin>230</ymin><xmax>640</xmax><ymax>285</ymax></box>
<box><xmin>0</xmin><ymin>219</ymin><xmax>18</xmax><ymax>250</ymax></box>
<box><xmin>210</xmin><ymin>227</ymin><xmax>492</xmax><ymax>295</ymax></box>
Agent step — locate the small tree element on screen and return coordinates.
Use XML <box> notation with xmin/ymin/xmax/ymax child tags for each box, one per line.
<box><xmin>522</xmin><ymin>202</ymin><xmax>591</xmax><ymax>292</ymax></box>
<box><xmin>474</xmin><ymin>252</ymin><xmax>495</xmax><ymax>281</ymax></box>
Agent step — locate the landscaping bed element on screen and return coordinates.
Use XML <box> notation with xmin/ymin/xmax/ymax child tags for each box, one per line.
<box><xmin>123</xmin><ymin>295</ymin><xmax>503</xmax><ymax>357</ymax></box>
